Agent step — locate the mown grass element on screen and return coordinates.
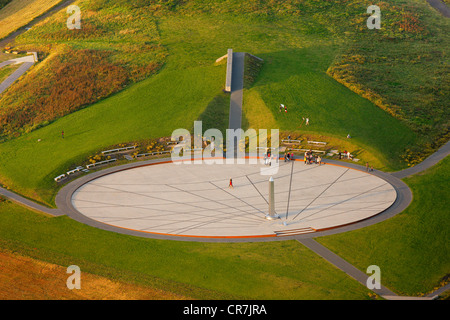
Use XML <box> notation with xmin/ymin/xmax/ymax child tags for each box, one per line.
<box><xmin>242</xmin><ymin>47</ymin><xmax>417</xmax><ymax>170</ymax></box>
<box><xmin>316</xmin><ymin>156</ymin><xmax>450</xmax><ymax>296</ymax></box>
<box><xmin>0</xmin><ymin>200</ymin><xmax>373</xmax><ymax>300</ymax></box>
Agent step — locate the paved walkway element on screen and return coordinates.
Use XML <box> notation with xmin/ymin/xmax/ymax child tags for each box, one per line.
<box><xmin>391</xmin><ymin>140</ymin><xmax>450</xmax><ymax>179</ymax></box>
<box><xmin>0</xmin><ymin>186</ymin><xmax>63</xmax><ymax>216</ymax></box>
<box><xmin>297</xmin><ymin>238</ymin><xmax>399</xmax><ymax>298</ymax></box>
<box><xmin>227</xmin><ymin>51</ymin><xmax>245</xmax><ymax>157</ymax></box>
<box><xmin>228</xmin><ymin>51</ymin><xmax>245</xmax><ymax>132</ymax></box>
<box><xmin>426</xmin><ymin>0</ymin><xmax>450</xmax><ymax>17</ymax></box>
<box><xmin>0</xmin><ymin>54</ymin><xmax>36</xmax><ymax>95</ymax></box>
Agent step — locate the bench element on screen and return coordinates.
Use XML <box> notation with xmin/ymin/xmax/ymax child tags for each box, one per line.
<box><xmin>289</xmin><ymin>148</ymin><xmax>326</xmax><ymax>154</ymax></box>
<box><xmin>101</xmin><ymin>146</ymin><xmax>136</xmax><ymax>155</ymax></box>
<box><xmin>66</xmin><ymin>166</ymin><xmax>84</xmax><ymax>175</ymax></box>
<box><xmin>282</xmin><ymin>139</ymin><xmax>302</xmax><ymax>144</ymax></box>
<box><xmin>54</xmin><ymin>174</ymin><xmax>66</xmax><ymax>182</ymax></box>
<box><xmin>135</xmin><ymin>150</ymin><xmax>171</xmax><ymax>158</ymax></box>
<box><xmin>184</xmin><ymin>148</ymin><xmax>203</xmax><ymax>153</ymax></box>
<box><xmin>86</xmin><ymin>158</ymin><xmax>117</xmax><ymax>169</ymax></box>
<box><xmin>55</xmin><ymin>165</ymin><xmax>85</xmax><ymax>181</ymax></box>
<box><xmin>307</xmin><ymin>141</ymin><xmax>327</xmax><ymax>145</ymax></box>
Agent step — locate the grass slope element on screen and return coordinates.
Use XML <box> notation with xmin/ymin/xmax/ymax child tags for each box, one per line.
<box><xmin>0</xmin><ymin>3</ymin><xmax>425</xmax><ymax>205</ymax></box>
<box><xmin>0</xmin><ymin>199</ymin><xmax>373</xmax><ymax>300</ymax></box>
<box><xmin>0</xmin><ymin>63</ymin><xmax>225</xmax><ymax>205</ymax></box>
<box><xmin>316</xmin><ymin>156</ymin><xmax>450</xmax><ymax>296</ymax></box>
<box><xmin>0</xmin><ymin>1</ymin><xmax>167</xmax><ymax>137</ymax></box>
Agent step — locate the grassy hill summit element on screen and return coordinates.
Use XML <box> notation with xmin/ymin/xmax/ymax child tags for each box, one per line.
<box><xmin>0</xmin><ymin>0</ymin><xmax>448</xmax><ymax>203</ymax></box>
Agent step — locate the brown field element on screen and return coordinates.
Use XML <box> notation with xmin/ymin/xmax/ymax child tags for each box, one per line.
<box><xmin>0</xmin><ymin>250</ymin><xmax>190</xmax><ymax>300</ymax></box>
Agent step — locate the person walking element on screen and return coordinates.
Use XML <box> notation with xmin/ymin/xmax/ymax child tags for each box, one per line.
<box><xmin>61</xmin><ymin>130</ymin><xmax>64</xmax><ymax>139</ymax></box>
<box><xmin>229</xmin><ymin>178</ymin><xmax>233</xmax><ymax>189</ymax></box>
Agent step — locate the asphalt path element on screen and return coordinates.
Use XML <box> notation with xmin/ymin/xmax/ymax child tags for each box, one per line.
<box><xmin>227</xmin><ymin>51</ymin><xmax>245</xmax><ymax>156</ymax></box>
<box><xmin>0</xmin><ymin>60</ymin><xmax>34</xmax><ymax>94</ymax></box>
<box><xmin>228</xmin><ymin>51</ymin><xmax>245</xmax><ymax>131</ymax></box>
<box><xmin>426</xmin><ymin>0</ymin><xmax>450</xmax><ymax>17</ymax></box>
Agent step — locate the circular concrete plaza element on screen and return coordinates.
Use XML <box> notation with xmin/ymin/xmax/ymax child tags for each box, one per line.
<box><xmin>70</xmin><ymin>159</ymin><xmax>397</xmax><ymax>238</ymax></box>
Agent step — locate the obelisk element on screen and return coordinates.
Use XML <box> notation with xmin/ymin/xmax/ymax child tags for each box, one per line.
<box><xmin>266</xmin><ymin>176</ymin><xmax>279</xmax><ymax>220</ymax></box>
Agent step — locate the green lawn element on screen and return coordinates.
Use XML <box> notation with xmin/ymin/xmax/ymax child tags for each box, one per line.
<box><xmin>316</xmin><ymin>156</ymin><xmax>450</xmax><ymax>296</ymax></box>
<box><xmin>243</xmin><ymin>48</ymin><xmax>417</xmax><ymax>169</ymax></box>
<box><xmin>0</xmin><ymin>200</ymin><xmax>373</xmax><ymax>300</ymax></box>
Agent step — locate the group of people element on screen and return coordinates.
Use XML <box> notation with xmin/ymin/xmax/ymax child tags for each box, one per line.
<box><xmin>278</xmin><ymin>104</ymin><xmax>309</xmax><ymax>127</ymax></box>
<box><xmin>279</xmin><ymin>104</ymin><xmax>288</xmax><ymax>113</ymax></box>
<box><xmin>338</xmin><ymin>150</ymin><xmax>352</xmax><ymax>160</ymax></box>
<box><xmin>304</xmin><ymin>150</ymin><xmax>322</xmax><ymax>165</ymax></box>
<box><xmin>263</xmin><ymin>150</ymin><xmax>276</xmax><ymax>166</ymax></box>
<box><xmin>284</xmin><ymin>152</ymin><xmax>294</xmax><ymax>162</ymax></box>
<box><xmin>366</xmin><ymin>162</ymin><xmax>374</xmax><ymax>172</ymax></box>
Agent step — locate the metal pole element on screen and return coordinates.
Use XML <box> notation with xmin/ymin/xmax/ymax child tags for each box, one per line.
<box><xmin>266</xmin><ymin>176</ymin><xmax>279</xmax><ymax>220</ymax></box>
<box><xmin>285</xmin><ymin>160</ymin><xmax>294</xmax><ymax>221</ymax></box>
